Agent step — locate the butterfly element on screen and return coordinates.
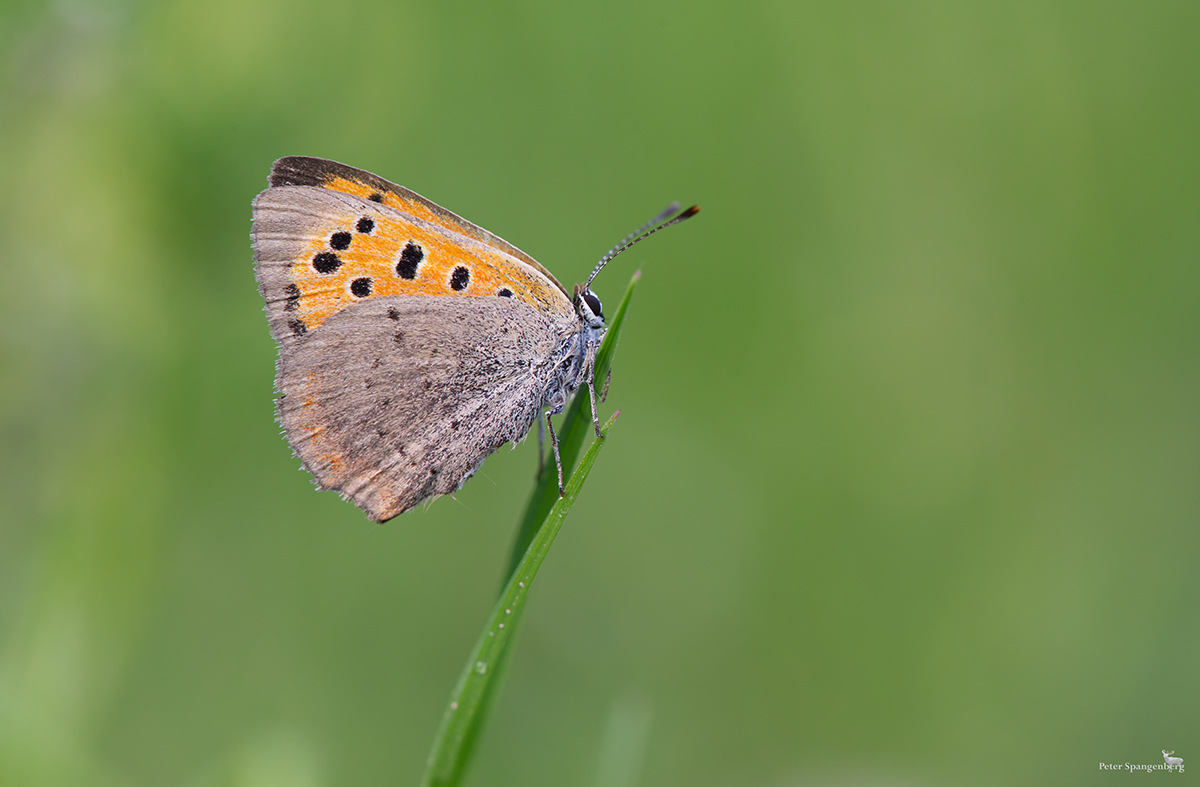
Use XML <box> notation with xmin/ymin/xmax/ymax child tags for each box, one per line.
<box><xmin>252</xmin><ymin>157</ymin><xmax>696</xmax><ymax>521</ymax></box>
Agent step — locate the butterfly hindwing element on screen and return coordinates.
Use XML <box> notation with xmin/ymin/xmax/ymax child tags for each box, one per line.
<box><xmin>276</xmin><ymin>295</ymin><xmax>568</xmax><ymax>521</ymax></box>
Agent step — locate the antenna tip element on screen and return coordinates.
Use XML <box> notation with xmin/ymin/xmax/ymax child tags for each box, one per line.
<box><xmin>679</xmin><ymin>205</ymin><xmax>700</xmax><ymax>219</ymax></box>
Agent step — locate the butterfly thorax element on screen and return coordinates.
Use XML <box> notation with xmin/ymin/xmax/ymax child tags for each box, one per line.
<box><xmin>540</xmin><ymin>293</ymin><xmax>605</xmax><ymax>416</ymax></box>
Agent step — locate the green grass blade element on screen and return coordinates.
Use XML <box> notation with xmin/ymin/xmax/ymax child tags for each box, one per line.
<box><xmin>419</xmin><ymin>411</ymin><xmax>621</xmax><ymax>787</ymax></box>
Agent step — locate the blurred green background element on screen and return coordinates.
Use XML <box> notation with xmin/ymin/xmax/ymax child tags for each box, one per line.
<box><xmin>2</xmin><ymin>1</ymin><xmax>1197</xmax><ymax>785</ymax></box>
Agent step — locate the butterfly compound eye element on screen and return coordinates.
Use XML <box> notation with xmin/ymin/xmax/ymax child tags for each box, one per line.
<box><xmin>583</xmin><ymin>290</ymin><xmax>603</xmax><ymax>319</ymax></box>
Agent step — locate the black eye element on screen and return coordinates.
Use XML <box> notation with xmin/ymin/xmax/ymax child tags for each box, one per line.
<box><xmin>583</xmin><ymin>291</ymin><xmax>603</xmax><ymax>319</ymax></box>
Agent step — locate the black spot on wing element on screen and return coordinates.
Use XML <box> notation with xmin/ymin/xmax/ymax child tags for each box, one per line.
<box><xmin>283</xmin><ymin>283</ymin><xmax>300</xmax><ymax>311</ymax></box>
<box><xmin>450</xmin><ymin>266</ymin><xmax>470</xmax><ymax>291</ymax></box>
<box><xmin>330</xmin><ymin>231</ymin><xmax>351</xmax><ymax>250</ymax></box>
<box><xmin>396</xmin><ymin>242</ymin><xmax>423</xmax><ymax>279</ymax></box>
<box><xmin>313</xmin><ymin>252</ymin><xmax>341</xmax><ymax>274</ymax></box>
<box><xmin>357</xmin><ymin>216</ymin><xmax>375</xmax><ymax>234</ymax></box>
<box><xmin>351</xmin><ymin>277</ymin><xmax>373</xmax><ymax>297</ymax></box>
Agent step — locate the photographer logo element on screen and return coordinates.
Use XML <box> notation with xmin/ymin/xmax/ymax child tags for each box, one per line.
<box><xmin>1098</xmin><ymin>750</ymin><xmax>1184</xmax><ymax>773</ymax></box>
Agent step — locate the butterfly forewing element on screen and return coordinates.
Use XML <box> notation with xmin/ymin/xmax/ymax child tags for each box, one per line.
<box><xmin>268</xmin><ymin>156</ymin><xmax>569</xmax><ymax>296</ymax></box>
<box><xmin>252</xmin><ymin>185</ymin><xmax>575</xmax><ymax>342</ymax></box>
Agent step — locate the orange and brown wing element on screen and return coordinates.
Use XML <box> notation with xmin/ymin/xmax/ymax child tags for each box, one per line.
<box><xmin>252</xmin><ymin>184</ymin><xmax>576</xmax><ymax>341</ymax></box>
<box><xmin>267</xmin><ymin>156</ymin><xmax>568</xmax><ymax>297</ymax></box>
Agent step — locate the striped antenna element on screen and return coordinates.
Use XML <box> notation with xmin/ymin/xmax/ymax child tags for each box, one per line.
<box><xmin>585</xmin><ymin>203</ymin><xmax>700</xmax><ymax>291</ymax></box>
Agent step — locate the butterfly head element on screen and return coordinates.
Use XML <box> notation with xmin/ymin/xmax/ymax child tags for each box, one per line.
<box><xmin>573</xmin><ymin>283</ymin><xmax>605</xmax><ymax>328</ymax></box>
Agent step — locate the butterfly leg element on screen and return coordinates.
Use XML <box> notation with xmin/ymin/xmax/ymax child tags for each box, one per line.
<box><xmin>584</xmin><ymin>336</ymin><xmax>603</xmax><ymax>439</ymax></box>
<box><xmin>536</xmin><ymin>416</ymin><xmax>545</xmax><ymax>477</ymax></box>
<box><xmin>545</xmin><ymin>410</ymin><xmax>565</xmax><ymax>496</ymax></box>
<box><xmin>600</xmin><ymin>367</ymin><xmax>612</xmax><ymax>404</ymax></box>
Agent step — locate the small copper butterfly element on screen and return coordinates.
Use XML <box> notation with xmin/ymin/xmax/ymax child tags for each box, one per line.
<box><xmin>252</xmin><ymin>157</ymin><xmax>696</xmax><ymax>521</ymax></box>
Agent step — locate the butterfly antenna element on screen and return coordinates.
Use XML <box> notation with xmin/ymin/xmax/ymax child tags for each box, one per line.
<box><xmin>607</xmin><ymin>202</ymin><xmax>681</xmax><ymax>258</ymax></box>
<box><xmin>585</xmin><ymin>203</ymin><xmax>700</xmax><ymax>290</ymax></box>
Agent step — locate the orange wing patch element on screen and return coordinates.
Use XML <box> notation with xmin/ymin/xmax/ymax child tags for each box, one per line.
<box><xmin>325</xmin><ymin>175</ymin><xmax>448</xmax><ymax>227</ymax></box>
<box><xmin>285</xmin><ymin>199</ymin><xmax>574</xmax><ymax>333</ymax></box>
